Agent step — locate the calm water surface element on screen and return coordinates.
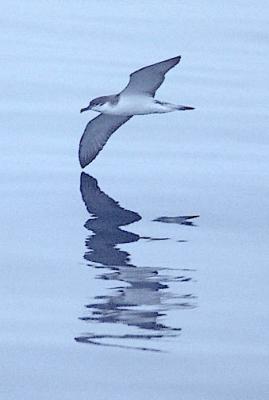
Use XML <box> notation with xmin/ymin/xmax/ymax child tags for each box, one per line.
<box><xmin>1</xmin><ymin>1</ymin><xmax>269</xmax><ymax>399</ymax></box>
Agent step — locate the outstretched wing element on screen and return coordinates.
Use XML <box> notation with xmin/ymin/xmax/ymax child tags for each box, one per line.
<box><xmin>120</xmin><ymin>56</ymin><xmax>181</xmax><ymax>97</ymax></box>
<box><xmin>79</xmin><ymin>114</ymin><xmax>132</xmax><ymax>168</ymax></box>
<box><xmin>80</xmin><ymin>172</ymin><xmax>141</xmax><ymax>225</ymax></box>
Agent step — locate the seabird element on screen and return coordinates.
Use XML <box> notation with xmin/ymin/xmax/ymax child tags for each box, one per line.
<box><xmin>79</xmin><ymin>55</ymin><xmax>194</xmax><ymax>167</ymax></box>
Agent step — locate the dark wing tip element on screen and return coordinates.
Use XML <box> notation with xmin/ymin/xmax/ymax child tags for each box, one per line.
<box><xmin>161</xmin><ymin>55</ymin><xmax>181</xmax><ymax>62</ymax></box>
<box><xmin>79</xmin><ymin>159</ymin><xmax>86</xmax><ymax>169</ymax></box>
<box><xmin>79</xmin><ymin>139</ymin><xmax>106</xmax><ymax>168</ymax></box>
<box><xmin>166</xmin><ymin>55</ymin><xmax>181</xmax><ymax>64</ymax></box>
<box><xmin>173</xmin><ymin>55</ymin><xmax>181</xmax><ymax>67</ymax></box>
<box><xmin>79</xmin><ymin>146</ymin><xmax>90</xmax><ymax>168</ymax></box>
<box><xmin>79</xmin><ymin>152</ymin><xmax>96</xmax><ymax>169</ymax></box>
<box><xmin>79</xmin><ymin>147</ymin><xmax>85</xmax><ymax>168</ymax></box>
<box><xmin>129</xmin><ymin>55</ymin><xmax>182</xmax><ymax>77</ymax></box>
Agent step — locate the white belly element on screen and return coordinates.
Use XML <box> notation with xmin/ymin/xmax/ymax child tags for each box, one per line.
<box><xmin>96</xmin><ymin>96</ymin><xmax>173</xmax><ymax>116</ymax></box>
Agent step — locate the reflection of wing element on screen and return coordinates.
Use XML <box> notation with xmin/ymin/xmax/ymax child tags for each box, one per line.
<box><xmin>80</xmin><ymin>173</ymin><xmax>141</xmax><ymax>226</ymax></box>
<box><xmin>79</xmin><ymin>114</ymin><xmax>132</xmax><ymax>168</ymax></box>
<box><xmin>121</xmin><ymin>56</ymin><xmax>181</xmax><ymax>97</ymax></box>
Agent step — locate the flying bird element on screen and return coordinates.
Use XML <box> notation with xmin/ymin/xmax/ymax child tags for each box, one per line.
<box><xmin>79</xmin><ymin>55</ymin><xmax>194</xmax><ymax>168</ymax></box>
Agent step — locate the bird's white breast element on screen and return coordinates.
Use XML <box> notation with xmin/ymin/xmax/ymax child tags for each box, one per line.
<box><xmin>96</xmin><ymin>95</ymin><xmax>165</xmax><ymax>116</ymax></box>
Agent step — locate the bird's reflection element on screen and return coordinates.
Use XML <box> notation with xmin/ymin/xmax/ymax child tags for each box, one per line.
<box><xmin>76</xmin><ymin>173</ymin><xmax>196</xmax><ymax>351</ymax></box>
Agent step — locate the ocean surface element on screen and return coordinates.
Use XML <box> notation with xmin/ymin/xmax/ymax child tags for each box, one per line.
<box><xmin>1</xmin><ymin>1</ymin><xmax>269</xmax><ymax>399</ymax></box>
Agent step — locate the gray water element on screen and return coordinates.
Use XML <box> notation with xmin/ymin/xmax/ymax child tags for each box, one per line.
<box><xmin>1</xmin><ymin>1</ymin><xmax>269</xmax><ymax>399</ymax></box>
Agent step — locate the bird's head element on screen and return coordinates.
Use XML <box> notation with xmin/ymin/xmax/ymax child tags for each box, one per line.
<box><xmin>80</xmin><ymin>96</ymin><xmax>108</xmax><ymax>113</ymax></box>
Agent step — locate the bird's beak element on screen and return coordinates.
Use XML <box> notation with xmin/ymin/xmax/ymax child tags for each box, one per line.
<box><xmin>80</xmin><ymin>106</ymin><xmax>90</xmax><ymax>113</ymax></box>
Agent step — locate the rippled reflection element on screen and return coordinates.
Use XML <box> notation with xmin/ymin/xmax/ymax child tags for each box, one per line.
<box><xmin>153</xmin><ymin>215</ymin><xmax>199</xmax><ymax>226</ymax></box>
<box><xmin>76</xmin><ymin>173</ymin><xmax>196</xmax><ymax>351</ymax></box>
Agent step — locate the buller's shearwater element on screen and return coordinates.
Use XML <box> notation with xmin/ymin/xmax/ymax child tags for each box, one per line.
<box><xmin>79</xmin><ymin>56</ymin><xmax>194</xmax><ymax>167</ymax></box>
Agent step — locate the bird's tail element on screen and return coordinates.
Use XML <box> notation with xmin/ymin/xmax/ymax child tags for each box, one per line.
<box><xmin>175</xmin><ymin>105</ymin><xmax>195</xmax><ymax>111</ymax></box>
